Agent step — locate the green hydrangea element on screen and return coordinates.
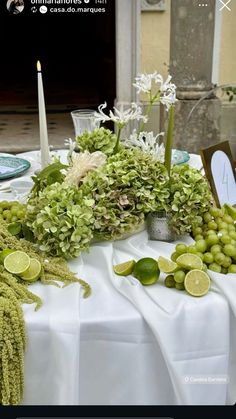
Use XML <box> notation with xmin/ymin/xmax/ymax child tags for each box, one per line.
<box><xmin>26</xmin><ymin>183</ymin><xmax>94</xmax><ymax>259</ymax></box>
<box><xmin>168</xmin><ymin>164</ymin><xmax>213</xmax><ymax>235</ymax></box>
<box><xmin>80</xmin><ymin>148</ymin><xmax>170</xmax><ymax>240</ymax></box>
<box><xmin>76</xmin><ymin>127</ymin><xmax>118</xmax><ymax>155</ymax></box>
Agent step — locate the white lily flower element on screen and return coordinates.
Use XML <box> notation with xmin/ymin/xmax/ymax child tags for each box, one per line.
<box><xmin>133</xmin><ymin>72</ymin><xmax>159</xmax><ymax>94</ymax></box>
<box><xmin>94</xmin><ymin>102</ymin><xmax>147</xmax><ymax>127</ymax></box>
<box><xmin>123</xmin><ymin>130</ymin><xmax>165</xmax><ymax>161</ymax></box>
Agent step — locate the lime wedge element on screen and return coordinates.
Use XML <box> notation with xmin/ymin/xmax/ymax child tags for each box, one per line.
<box><xmin>0</xmin><ymin>248</ymin><xmax>16</xmax><ymax>264</ymax></box>
<box><xmin>20</xmin><ymin>258</ymin><xmax>42</xmax><ymax>282</ymax></box>
<box><xmin>184</xmin><ymin>269</ymin><xmax>210</xmax><ymax>297</ymax></box>
<box><xmin>133</xmin><ymin>257</ymin><xmax>160</xmax><ymax>286</ymax></box>
<box><xmin>4</xmin><ymin>251</ymin><xmax>30</xmax><ymax>275</ymax></box>
<box><xmin>176</xmin><ymin>253</ymin><xmax>203</xmax><ymax>271</ymax></box>
<box><xmin>158</xmin><ymin>256</ymin><xmax>178</xmax><ymax>273</ymax></box>
<box><xmin>113</xmin><ymin>260</ymin><xmax>136</xmax><ymax>276</ymax></box>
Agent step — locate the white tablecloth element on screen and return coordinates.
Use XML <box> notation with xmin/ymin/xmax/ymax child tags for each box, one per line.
<box><xmin>1</xmin><ymin>150</ymin><xmax>236</xmax><ymax>405</ymax></box>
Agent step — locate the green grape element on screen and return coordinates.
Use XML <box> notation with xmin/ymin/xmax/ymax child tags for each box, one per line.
<box><xmin>223</xmin><ymin>244</ymin><xmax>236</xmax><ymax>258</ymax></box>
<box><xmin>206</xmin><ymin>229</ymin><xmax>217</xmax><ymax>236</ymax></box>
<box><xmin>192</xmin><ymin>227</ymin><xmax>202</xmax><ymax>236</ymax></box>
<box><xmin>187</xmin><ymin>245</ymin><xmax>197</xmax><ymax>254</ymax></box>
<box><xmin>204</xmin><ymin>212</ymin><xmax>212</xmax><ymax>223</ymax></box>
<box><xmin>206</xmin><ymin>235</ymin><xmax>219</xmax><ymax>247</ymax></box>
<box><xmin>0</xmin><ymin>200</ymin><xmax>10</xmax><ymax>209</ymax></box>
<box><xmin>218</xmin><ymin>221</ymin><xmax>228</xmax><ymax>230</ymax></box>
<box><xmin>174</xmin><ymin>270</ymin><xmax>186</xmax><ymax>284</ymax></box>
<box><xmin>195</xmin><ymin>239</ymin><xmax>207</xmax><ymax>253</ymax></box>
<box><xmin>208</xmin><ymin>263</ymin><xmax>221</xmax><ymax>273</ymax></box>
<box><xmin>175</xmin><ymin>244</ymin><xmax>188</xmax><ymax>255</ymax></box>
<box><xmin>221</xmin><ymin>267</ymin><xmax>228</xmax><ymax>275</ymax></box>
<box><xmin>214</xmin><ymin>252</ymin><xmax>225</xmax><ymax>265</ymax></box>
<box><xmin>220</xmin><ymin>234</ymin><xmax>231</xmax><ymax>245</ymax></box>
<box><xmin>228</xmin><ymin>225</ymin><xmax>236</xmax><ymax>233</ymax></box>
<box><xmin>222</xmin><ymin>256</ymin><xmax>232</xmax><ymax>268</ymax></box>
<box><xmin>203</xmin><ymin>252</ymin><xmax>214</xmax><ymax>264</ymax></box>
<box><xmin>210</xmin><ymin>207</ymin><xmax>222</xmax><ymax>218</ymax></box>
<box><xmin>210</xmin><ymin>244</ymin><xmax>222</xmax><ymax>255</ymax></box>
<box><xmin>175</xmin><ymin>282</ymin><xmax>185</xmax><ymax>291</ymax></box>
<box><xmin>171</xmin><ymin>252</ymin><xmax>179</xmax><ymax>262</ymax></box>
<box><xmin>218</xmin><ymin>229</ymin><xmax>228</xmax><ymax>236</ymax></box>
<box><xmin>196</xmin><ymin>252</ymin><xmax>204</xmax><ymax>260</ymax></box>
<box><xmin>223</xmin><ymin>215</ymin><xmax>234</xmax><ymax>225</ymax></box>
<box><xmin>228</xmin><ymin>264</ymin><xmax>236</xmax><ymax>274</ymax></box>
<box><xmin>164</xmin><ymin>275</ymin><xmax>176</xmax><ymax>288</ymax></box>
<box><xmin>10</xmin><ymin>206</ymin><xmax>19</xmax><ymax>216</ymax></box>
<box><xmin>194</xmin><ymin>234</ymin><xmax>204</xmax><ymax>241</ymax></box>
<box><xmin>208</xmin><ymin>221</ymin><xmax>217</xmax><ymax>230</ymax></box>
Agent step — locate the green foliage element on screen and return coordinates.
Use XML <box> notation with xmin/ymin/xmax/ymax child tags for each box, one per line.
<box><xmin>31</xmin><ymin>161</ymin><xmax>68</xmax><ymax>196</ymax></box>
<box><xmin>75</xmin><ymin>127</ymin><xmax>119</xmax><ymax>155</ymax></box>
<box><xmin>26</xmin><ymin>183</ymin><xmax>95</xmax><ymax>259</ymax></box>
<box><xmin>168</xmin><ymin>164</ymin><xmax>213</xmax><ymax>235</ymax></box>
<box><xmin>222</xmin><ymin>86</ymin><xmax>236</xmax><ymax>102</ymax></box>
<box><xmin>80</xmin><ymin>148</ymin><xmax>170</xmax><ymax>240</ymax></box>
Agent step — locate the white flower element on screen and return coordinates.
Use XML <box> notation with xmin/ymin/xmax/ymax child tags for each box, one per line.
<box><xmin>123</xmin><ymin>130</ymin><xmax>165</xmax><ymax>161</ymax></box>
<box><xmin>64</xmin><ymin>151</ymin><xmax>106</xmax><ymax>187</ymax></box>
<box><xmin>133</xmin><ymin>72</ymin><xmax>159</xmax><ymax>94</ymax></box>
<box><xmin>133</xmin><ymin>72</ymin><xmax>177</xmax><ymax>111</ymax></box>
<box><xmin>94</xmin><ymin>102</ymin><xmax>147</xmax><ymax>127</ymax></box>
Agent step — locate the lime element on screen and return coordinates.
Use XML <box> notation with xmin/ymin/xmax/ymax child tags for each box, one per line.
<box><xmin>20</xmin><ymin>258</ymin><xmax>42</xmax><ymax>282</ymax></box>
<box><xmin>176</xmin><ymin>253</ymin><xmax>203</xmax><ymax>271</ymax></box>
<box><xmin>158</xmin><ymin>256</ymin><xmax>178</xmax><ymax>273</ymax></box>
<box><xmin>113</xmin><ymin>260</ymin><xmax>136</xmax><ymax>276</ymax></box>
<box><xmin>184</xmin><ymin>269</ymin><xmax>210</xmax><ymax>297</ymax></box>
<box><xmin>133</xmin><ymin>257</ymin><xmax>160</xmax><ymax>285</ymax></box>
<box><xmin>0</xmin><ymin>248</ymin><xmax>15</xmax><ymax>264</ymax></box>
<box><xmin>164</xmin><ymin>275</ymin><xmax>176</xmax><ymax>288</ymax></box>
<box><xmin>4</xmin><ymin>251</ymin><xmax>30</xmax><ymax>275</ymax></box>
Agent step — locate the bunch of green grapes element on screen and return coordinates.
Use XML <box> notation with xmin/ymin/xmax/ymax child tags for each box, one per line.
<box><xmin>172</xmin><ymin>206</ymin><xmax>236</xmax><ymax>275</ymax></box>
<box><xmin>0</xmin><ymin>200</ymin><xmax>26</xmax><ymax>223</ymax></box>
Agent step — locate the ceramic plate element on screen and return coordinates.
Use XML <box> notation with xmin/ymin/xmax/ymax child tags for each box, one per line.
<box><xmin>172</xmin><ymin>149</ymin><xmax>190</xmax><ymax>165</ymax></box>
<box><xmin>0</xmin><ymin>156</ymin><xmax>31</xmax><ymax>180</ymax></box>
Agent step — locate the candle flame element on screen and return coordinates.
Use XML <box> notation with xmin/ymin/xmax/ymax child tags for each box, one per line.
<box><xmin>37</xmin><ymin>60</ymin><xmax>41</xmax><ymax>72</ymax></box>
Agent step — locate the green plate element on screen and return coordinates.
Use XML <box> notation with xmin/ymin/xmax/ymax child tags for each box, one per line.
<box><xmin>0</xmin><ymin>156</ymin><xmax>31</xmax><ymax>180</ymax></box>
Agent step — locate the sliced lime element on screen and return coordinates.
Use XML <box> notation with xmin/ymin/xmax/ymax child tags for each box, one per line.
<box><xmin>113</xmin><ymin>260</ymin><xmax>136</xmax><ymax>276</ymax></box>
<box><xmin>158</xmin><ymin>256</ymin><xmax>178</xmax><ymax>273</ymax></box>
<box><xmin>176</xmin><ymin>253</ymin><xmax>203</xmax><ymax>271</ymax></box>
<box><xmin>4</xmin><ymin>250</ymin><xmax>30</xmax><ymax>275</ymax></box>
<box><xmin>184</xmin><ymin>269</ymin><xmax>210</xmax><ymax>297</ymax></box>
<box><xmin>20</xmin><ymin>258</ymin><xmax>42</xmax><ymax>282</ymax></box>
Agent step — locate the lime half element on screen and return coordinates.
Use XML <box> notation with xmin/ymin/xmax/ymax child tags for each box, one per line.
<box><xmin>133</xmin><ymin>257</ymin><xmax>160</xmax><ymax>285</ymax></box>
<box><xmin>184</xmin><ymin>269</ymin><xmax>210</xmax><ymax>297</ymax></box>
<box><xmin>176</xmin><ymin>253</ymin><xmax>203</xmax><ymax>271</ymax></box>
<box><xmin>158</xmin><ymin>256</ymin><xmax>178</xmax><ymax>273</ymax></box>
<box><xmin>113</xmin><ymin>260</ymin><xmax>136</xmax><ymax>276</ymax></box>
<box><xmin>4</xmin><ymin>250</ymin><xmax>30</xmax><ymax>275</ymax></box>
<box><xmin>20</xmin><ymin>258</ymin><xmax>42</xmax><ymax>283</ymax></box>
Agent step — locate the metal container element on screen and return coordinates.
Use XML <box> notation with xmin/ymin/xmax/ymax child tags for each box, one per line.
<box><xmin>147</xmin><ymin>211</ymin><xmax>176</xmax><ymax>242</ymax></box>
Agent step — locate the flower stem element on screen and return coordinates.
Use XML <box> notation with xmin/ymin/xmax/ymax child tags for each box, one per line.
<box><xmin>164</xmin><ymin>105</ymin><xmax>175</xmax><ymax>176</ymax></box>
<box><xmin>114</xmin><ymin>127</ymin><xmax>121</xmax><ymax>153</ymax></box>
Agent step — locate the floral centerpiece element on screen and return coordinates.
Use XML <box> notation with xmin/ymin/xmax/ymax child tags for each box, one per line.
<box><xmin>23</xmin><ymin>72</ymin><xmax>213</xmax><ymax>259</ymax></box>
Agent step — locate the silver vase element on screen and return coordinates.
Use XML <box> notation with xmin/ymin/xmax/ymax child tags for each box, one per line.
<box><xmin>147</xmin><ymin>211</ymin><xmax>176</xmax><ymax>242</ymax></box>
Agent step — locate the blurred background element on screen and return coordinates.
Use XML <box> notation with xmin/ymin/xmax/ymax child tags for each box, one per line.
<box><xmin>0</xmin><ymin>0</ymin><xmax>235</xmax><ymax>158</ymax></box>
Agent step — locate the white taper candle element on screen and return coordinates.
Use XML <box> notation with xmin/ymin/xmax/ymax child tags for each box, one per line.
<box><xmin>37</xmin><ymin>60</ymin><xmax>50</xmax><ymax>169</ymax></box>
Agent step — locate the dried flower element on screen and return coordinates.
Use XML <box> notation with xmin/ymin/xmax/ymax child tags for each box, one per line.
<box><xmin>64</xmin><ymin>151</ymin><xmax>106</xmax><ymax>187</ymax></box>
